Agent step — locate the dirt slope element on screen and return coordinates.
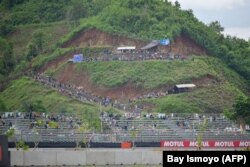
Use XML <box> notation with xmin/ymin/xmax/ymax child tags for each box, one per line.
<box><xmin>52</xmin><ymin>64</ymin><xmax>218</xmax><ymax>100</ymax></box>
<box><xmin>39</xmin><ymin>29</ymin><xmax>210</xmax><ymax>100</ymax></box>
<box><xmin>62</xmin><ymin>28</ymin><xmax>147</xmax><ymax>48</ymax></box>
<box><xmin>62</xmin><ymin>28</ymin><xmax>207</xmax><ymax>56</ymax></box>
<box><xmin>171</xmin><ymin>35</ymin><xmax>207</xmax><ymax>56</ymax></box>
<box><xmin>54</xmin><ymin>66</ymin><xmax>148</xmax><ymax>100</ymax></box>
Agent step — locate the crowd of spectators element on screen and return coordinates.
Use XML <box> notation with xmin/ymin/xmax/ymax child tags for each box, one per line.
<box><xmin>27</xmin><ymin>72</ymin><xmax>171</xmax><ymax>115</ymax></box>
<box><xmin>0</xmin><ymin>111</ymin><xmax>82</xmax><ymax>131</ymax></box>
<box><xmin>1</xmin><ymin>111</ymin><xmax>250</xmax><ymax>142</ymax></box>
<box><xmin>73</xmin><ymin>51</ymin><xmax>187</xmax><ymax>62</ymax></box>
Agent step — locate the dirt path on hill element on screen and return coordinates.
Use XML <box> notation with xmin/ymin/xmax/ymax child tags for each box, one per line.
<box><xmin>56</xmin><ymin>63</ymin><xmax>75</xmax><ymax>83</ymax></box>
<box><xmin>39</xmin><ymin>28</ymin><xmax>210</xmax><ymax>100</ymax></box>
<box><xmin>37</xmin><ymin>53</ymin><xmax>72</xmax><ymax>73</ymax></box>
<box><xmin>40</xmin><ymin>28</ymin><xmax>207</xmax><ymax>75</ymax></box>
<box><xmin>55</xmin><ymin>68</ymin><xmax>150</xmax><ymax>100</ymax></box>
<box><xmin>53</xmin><ymin>63</ymin><xmax>218</xmax><ymax>100</ymax></box>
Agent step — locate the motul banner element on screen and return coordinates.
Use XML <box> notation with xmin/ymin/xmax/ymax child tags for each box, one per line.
<box><xmin>0</xmin><ymin>145</ymin><xmax>2</xmax><ymax>161</ymax></box>
<box><xmin>160</xmin><ymin>140</ymin><xmax>250</xmax><ymax>147</ymax></box>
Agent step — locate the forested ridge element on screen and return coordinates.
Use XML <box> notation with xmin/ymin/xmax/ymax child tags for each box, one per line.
<box><xmin>0</xmin><ymin>0</ymin><xmax>249</xmax><ymax>85</ymax></box>
<box><xmin>0</xmin><ymin>0</ymin><xmax>249</xmax><ymax>123</ymax></box>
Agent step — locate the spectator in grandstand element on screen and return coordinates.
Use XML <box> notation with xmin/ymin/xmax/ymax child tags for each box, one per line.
<box><xmin>154</xmin><ymin>123</ymin><xmax>157</xmax><ymax>129</ymax></box>
<box><xmin>30</xmin><ymin>121</ymin><xmax>35</xmax><ymax>129</ymax></box>
<box><xmin>176</xmin><ymin>121</ymin><xmax>180</xmax><ymax>127</ymax></box>
<box><xmin>29</xmin><ymin>112</ymin><xmax>32</xmax><ymax>120</ymax></box>
<box><xmin>0</xmin><ymin>116</ymin><xmax>5</xmax><ymax>125</ymax></box>
<box><xmin>9</xmin><ymin>121</ymin><xmax>12</xmax><ymax>127</ymax></box>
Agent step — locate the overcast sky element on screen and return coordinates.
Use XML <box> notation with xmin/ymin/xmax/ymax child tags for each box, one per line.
<box><xmin>169</xmin><ymin>0</ymin><xmax>250</xmax><ymax>40</ymax></box>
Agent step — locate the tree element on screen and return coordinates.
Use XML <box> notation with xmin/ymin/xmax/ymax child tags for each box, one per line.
<box><xmin>30</xmin><ymin>124</ymin><xmax>41</xmax><ymax>150</ymax></box>
<box><xmin>67</xmin><ymin>0</ymin><xmax>88</xmax><ymax>26</ymax></box>
<box><xmin>22</xmin><ymin>100</ymin><xmax>46</xmax><ymax>113</ymax></box>
<box><xmin>174</xmin><ymin>1</ymin><xmax>181</xmax><ymax>9</ymax></box>
<box><xmin>75</xmin><ymin>122</ymin><xmax>93</xmax><ymax>150</ymax></box>
<box><xmin>32</xmin><ymin>31</ymin><xmax>46</xmax><ymax>53</ymax></box>
<box><xmin>22</xmin><ymin>101</ymin><xmax>34</xmax><ymax>113</ymax></box>
<box><xmin>26</xmin><ymin>30</ymin><xmax>47</xmax><ymax>61</ymax></box>
<box><xmin>6</xmin><ymin>128</ymin><xmax>29</xmax><ymax>151</ymax></box>
<box><xmin>196</xmin><ymin>118</ymin><xmax>208</xmax><ymax>150</ymax></box>
<box><xmin>0</xmin><ymin>20</ymin><xmax>15</xmax><ymax>36</ymax></box>
<box><xmin>185</xmin><ymin>9</ymin><xmax>194</xmax><ymax>17</ymax></box>
<box><xmin>208</xmin><ymin>21</ymin><xmax>224</xmax><ymax>34</ymax></box>
<box><xmin>0</xmin><ymin>98</ymin><xmax>7</xmax><ymax>112</ymax></box>
<box><xmin>130</xmin><ymin>129</ymin><xmax>138</xmax><ymax>149</ymax></box>
<box><xmin>129</xmin><ymin>120</ymin><xmax>139</xmax><ymax>149</ymax></box>
<box><xmin>1</xmin><ymin>0</ymin><xmax>25</xmax><ymax>9</ymax></box>
<box><xmin>0</xmin><ymin>37</ymin><xmax>15</xmax><ymax>75</ymax></box>
<box><xmin>26</xmin><ymin>43</ymin><xmax>38</xmax><ymax>61</ymax></box>
<box><xmin>232</xmin><ymin>96</ymin><xmax>250</xmax><ymax>126</ymax></box>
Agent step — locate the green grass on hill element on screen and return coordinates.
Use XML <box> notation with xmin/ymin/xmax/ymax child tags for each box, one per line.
<box><xmin>7</xmin><ymin>22</ymin><xmax>74</xmax><ymax>58</ymax></box>
<box><xmin>31</xmin><ymin>48</ymin><xmax>73</xmax><ymax>70</ymax></box>
<box><xmin>0</xmin><ymin>77</ymin><xmax>114</xmax><ymax>130</ymax></box>
<box><xmin>0</xmin><ymin>0</ymin><xmax>249</xmax><ymax>122</ymax></box>
<box><xmin>75</xmin><ymin>57</ymin><xmax>218</xmax><ymax>89</ymax></box>
<box><xmin>6</xmin><ymin>22</ymin><xmax>75</xmax><ymax>76</ymax></box>
<box><xmin>139</xmin><ymin>82</ymin><xmax>244</xmax><ymax>113</ymax></box>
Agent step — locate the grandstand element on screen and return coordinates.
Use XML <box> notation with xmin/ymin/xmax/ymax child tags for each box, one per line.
<box><xmin>1</xmin><ymin>112</ymin><xmax>249</xmax><ymax>146</ymax></box>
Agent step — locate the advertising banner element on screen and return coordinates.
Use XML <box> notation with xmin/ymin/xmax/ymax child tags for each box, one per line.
<box><xmin>161</xmin><ymin>140</ymin><xmax>250</xmax><ymax>147</ymax></box>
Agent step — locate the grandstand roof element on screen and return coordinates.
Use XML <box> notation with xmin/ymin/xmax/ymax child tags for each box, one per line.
<box><xmin>141</xmin><ymin>40</ymin><xmax>159</xmax><ymax>50</ymax></box>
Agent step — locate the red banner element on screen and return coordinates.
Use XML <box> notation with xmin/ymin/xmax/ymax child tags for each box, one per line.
<box><xmin>0</xmin><ymin>145</ymin><xmax>2</xmax><ymax>161</ymax></box>
<box><xmin>160</xmin><ymin>140</ymin><xmax>250</xmax><ymax>147</ymax></box>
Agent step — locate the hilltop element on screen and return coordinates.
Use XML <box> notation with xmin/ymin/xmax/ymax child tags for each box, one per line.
<box><xmin>0</xmin><ymin>0</ymin><xmax>249</xmax><ymax>129</ymax></box>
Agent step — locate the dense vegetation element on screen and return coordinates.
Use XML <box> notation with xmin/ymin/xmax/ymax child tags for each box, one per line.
<box><xmin>140</xmin><ymin>83</ymin><xmax>243</xmax><ymax>113</ymax></box>
<box><xmin>98</xmin><ymin>0</ymin><xmax>250</xmax><ymax>84</ymax></box>
<box><xmin>1</xmin><ymin>0</ymin><xmax>249</xmax><ymax>85</ymax></box>
<box><xmin>0</xmin><ymin>77</ymin><xmax>116</xmax><ymax>130</ymax></box>
<box><xmin>232</xmin><ymin>96</ymin><xmax>250</xmax><ymax>125</ymax></box>
<box><xmin>0</xmin><ymin>0</ymin><xmax>249</xmax><ymax>123</ymax></box>
<box><xmin>0</xmin><ymin>37</ymin><xmax>15</xmax><ymax>81</ymax></box>
<box><xmin>0</xmin><ymin>0</ymin><xmax>111</xmax><ymax>26</ymax></box>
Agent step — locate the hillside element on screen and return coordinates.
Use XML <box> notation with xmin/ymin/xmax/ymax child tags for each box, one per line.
<box><xmin>0</xmin><ymin>76</ymin><xmax>121</xmax><ymax>130</ymax></box>
<box><xmin>0</xmin><ymin>0</ymin><xmax>250</xmax><ymax>130</ymax></box>
<box><xmin>40</xmin><ymin>51</ymin><xmax>245</xmax><ymax>113</ymax></box>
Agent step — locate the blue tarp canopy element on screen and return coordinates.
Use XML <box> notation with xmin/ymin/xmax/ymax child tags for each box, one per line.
<box><xmin>160</xmin><ymin>39</ymin><xmax>170</xmax><ymax>45</ymax></box>
<box><xmin>73</xmin><ymin>54</ymin><xmax>84</xmax><ymax>63</ymax></box>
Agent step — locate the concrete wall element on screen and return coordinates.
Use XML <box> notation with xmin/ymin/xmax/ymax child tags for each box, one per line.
<box><xmin>10</xmin><ymin>148</ymin><xmax>163</xmax><ymax>166</ymax></box>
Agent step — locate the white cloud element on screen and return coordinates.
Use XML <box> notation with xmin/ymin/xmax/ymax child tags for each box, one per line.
<box><xmin>168</xmin><ymin>0</ymin><xmax>250</xmax><ymax>40</ymax></box>
<box><xmin>223</xmin><ymin>27</ymin><xmax>250</xmax><ymax>40</ymax></box>
<box><xmin>169</xmin><ymin>0</ymin><xmax>246</xmax><ymax>10</ymax></box>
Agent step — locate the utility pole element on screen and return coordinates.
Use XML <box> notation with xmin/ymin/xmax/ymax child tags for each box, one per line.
<box><xmin>192</xmin><ymin>120</ymin><xmax>194</xmax><ymax>141</ymax></box>
<box><xmin>100</xmin><ymin>102</ymin><xmax>103</xmax><ymax>133</ymax></box>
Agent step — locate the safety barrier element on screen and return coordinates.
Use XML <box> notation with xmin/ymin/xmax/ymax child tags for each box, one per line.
<box><xmin>10</xmin><ymin>149</ymin><xmax>162</xmax><ymax>166</ymax></box>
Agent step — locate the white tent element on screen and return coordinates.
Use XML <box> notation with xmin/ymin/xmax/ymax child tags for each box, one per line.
<box><xmin>175</xmin><ymin>84</ymin><xmax>196</xmax><ymax>89</ymax></box>
<box><xmin>117</xmin><ymin>46</ymin><xmax>136</xmax><ymax>50</ymax></box>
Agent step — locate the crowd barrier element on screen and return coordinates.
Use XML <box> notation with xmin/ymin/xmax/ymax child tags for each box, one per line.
<box><xmin>9</xmin><ymin>140</ymin><xmax>250</xmax><ymax>166</ymax></box>
<box><xmin>10</xmin><ymin>149</ymin><xmax>162</xmax><ymax>166</ymax></box>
